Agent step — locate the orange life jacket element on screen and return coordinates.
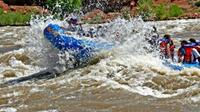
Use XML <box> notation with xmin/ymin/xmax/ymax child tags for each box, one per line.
<box><xmin>159</xmin><ymin>38</ymin><xmax>175</xmax><ymax>56</ymax></box>
<box><xmin>169</xmin><ymin>44</ymin><xmax>175</xmax><ymax>54</ymax></box>
<box><xmin>183</xmin><ymin>47</ymin><xmax>193</xmax><ymax>63</ymax></box>
<box><xmin>159</xmin><ymin>40</ymin><xmax>168</xmax><ymax>55</ymax></box>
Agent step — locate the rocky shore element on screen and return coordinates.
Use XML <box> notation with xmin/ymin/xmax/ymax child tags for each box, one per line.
<box><xmin>0</xmin><ymin>0</ymin><xmax>200</xmax><ymax>22</ymax></box>
<box><xmin>0</xmin><ymin>0</ymin><xmax>45</xmax><ymax>13</ymax></box>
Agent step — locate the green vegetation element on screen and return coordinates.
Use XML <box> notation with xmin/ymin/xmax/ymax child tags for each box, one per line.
<box><xmin>169</xmin><ymin>4</ymin><xmax>183</xmax><ymax>17</ymax></box>
<box><xmin>154</xmin><ymin>4</ymin><xmax>167</xmax><ymax>20</ymax></box>
<box><xmin>45</xmin><ymin>0</ymin><xmax>82</xmax><ymax>14</ymax></box>
<box><xmin>195</xmin><ymin>1</ymin><xmax>200</xmax><ymax>7</ymax></box>
<box><xmin>153</xmin><ymin>4</ymin><xmax>183</xmax><ymax>20</ymax></box>
<box><xmin>0</xmin><ymin>8</ymin><xmax>32</xmax><ymax>26</ymax></box>
<box><xmin>84</xmin><ymin>15</ymin><xmax>103</xmax><ymax>24</ymax></box>
<box><xmin>121</xmin><ymin>7</ymin><xmax>131</xmax><ymax>20</ymax></box>
<box><xmin>137</xmin><ymin>0</ymin><xmax>184</xmax><ymax>20</ymax></box>
<box><xmin>137</xmin><ymin>0</ymin><xmax>154</xmax><ymax>20</ymax></box>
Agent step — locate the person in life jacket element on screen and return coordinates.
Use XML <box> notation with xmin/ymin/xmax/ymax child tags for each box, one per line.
<box><xmin>88</xmin><ymin>27</ymin><xmax>96</xmax><ymax>38</ymax></box>
<box><xmin>65</xmin><ymin>16</ymin><xmax>79</xmax><ymax>32</ymax></box>
<box><xmin>189</xmin><ymin>38</ymin><xmax>200</xmax><ymax>53</ymax></box>
<box><xmin>148</xmin><ymin>26</ymin><xmax>159</xmax><ymax>46</ymax></box>
<box><xmin>144</xmin><ymin>26</ymin><xmax>159</xmax><ymax>53</ymax></box>
<box><xmin>178</xmin><ymin>40</ymin><xmax>200</xmax><ymax>64</ymax></box>
<box><xmin>159</xmin><ymin>34</ymin><xmax>175</xmax><ymax>61</ymax></box>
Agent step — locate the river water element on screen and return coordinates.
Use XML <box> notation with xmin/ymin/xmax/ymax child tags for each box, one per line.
<box><xmin>0</xmin><ymin>18</ymin><xmax>200</xmax><ymax>112</ymax></box>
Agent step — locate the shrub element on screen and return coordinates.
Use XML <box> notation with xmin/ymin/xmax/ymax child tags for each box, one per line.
<box><xmin>45</xmin><ymin>0</ymin><xmax>82</xmax><ymax>14</ymax></box>
<box><xmin>154</xmin><ymin>4</ymin><xmax>168</xmax><ymax>20</ymax></box>
<box><xmin>85</xmin><ymin>15</ymin><xmax>103</xmax><ymax>24</ymax></box>
<box><xmin>195</xmin><ymin>1</ymin><xmax>200</xmax><ymax>7</ymax></box>
<box><xmin>169</xmin><ymin>4</ymin><xmax>183</xmax><ymax>17</ymax></box>
<box><xmin>92</xmin><ymin>15</ymin><xmax>103</xmax><ymax>23</ymax></box>
<box><xmin>137</xmin><ymin>0</ymin><xmax>154</xmax><ymax>20</ymax></box>
<box><xmin>153</xmin><ymin>4</ymin><xmax>183</xmax><ymax>20</ymax></box>
<box><xmin>138</xmin><ymin>0</ymin><xmax>153</xmax><ymax>10</ymax></box>
<box><xmin>0</xmin><ymin>8</ymin><xmax>3</xmax><ymax>15</ymax></box>
<box><xmin>121</xmin><ymin>7</ymin><xmax>131</xmax><ymax>20</ymax></box>
<box><xmin>0</xmin><ymin>9</ymin><xmax>32</xmax><ymax>25</ymax></box>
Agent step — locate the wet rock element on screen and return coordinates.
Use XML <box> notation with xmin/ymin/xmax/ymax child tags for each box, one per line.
<box><xmin>2</xmin><ymin>70</ymin><xmax>16</xmax><ymax>77</ymax></box>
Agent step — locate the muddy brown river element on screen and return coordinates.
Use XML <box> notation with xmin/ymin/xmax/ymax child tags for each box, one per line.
<box><xmin>0</xmin><ymin>18</ymin><xmax>200</xmax><ymax>112</ymax></box>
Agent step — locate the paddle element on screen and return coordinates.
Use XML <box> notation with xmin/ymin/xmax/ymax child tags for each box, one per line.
<box><xmin>1</xmin><ymin>68</ymin><xmax>59</xmax><ymax>87</ymax></box>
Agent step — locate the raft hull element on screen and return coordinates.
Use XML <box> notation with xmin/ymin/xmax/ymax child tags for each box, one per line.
<box><xmin>166</xmin><ymin>62</ymin><xmax>200</xmax><ymax>71</ymax></box>
<box><xmin>43</xmin><ymin>24</ymin><xmax>113</xmax><ymax>61</ymax></box>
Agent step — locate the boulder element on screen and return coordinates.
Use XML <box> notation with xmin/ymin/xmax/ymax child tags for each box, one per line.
<box><xmin>181</xmin><ymin>12</ymin><xmax>200</xmax><ymax>19</ymax></box>
<box><xmin>106</xmin><ymin>12</ymin><xmax>121</xmax><ymax>20</ymax></box>
<box><xmin>82</xmin><ymin>9</ymin><xmax>107</xmax><ymax>20</ymax></box>
<box><xmin>9</xmin><ymin>5</ymin><xmax>44</xmax><ymax>13</ymax></box>
<box><xmin>154</xmin><ymin>0</ymin><xmax>191</xmax><ymax>9</ymax></box>
<box><xmin>82</xmin><ymin>9</ymin><xmax>121</xmax><ymax>23</ymax></box>
<box><xmin>0</xmin><ymin>0</ymin><xmax>9</xmax><ymax>11</ymax></box>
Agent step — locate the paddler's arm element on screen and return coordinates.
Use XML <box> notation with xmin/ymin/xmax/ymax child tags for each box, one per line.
<box><xmin>177</xmin><ymin>48</ymin><xmax>184</xmax><ymax>63</ymax></box>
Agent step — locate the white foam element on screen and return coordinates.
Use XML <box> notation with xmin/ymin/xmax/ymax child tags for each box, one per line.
<box><xmin>37</xmin><ymin>109</ymin><xmax>59</xmax><ymax>112</ymax></box>
<box><xmin>0</xmin><ymin>107</ymin><xmax>17</xmax><ymax>112</ymax></box>
<box><xmin>30</xmin><ymin>87</ymin><xmax>44</xmax><ymax>93</ymax></box>
<box><xmin>1</xmin><ymin>91</ymin><xmax>22</xmax><ymax>98</ymax></box>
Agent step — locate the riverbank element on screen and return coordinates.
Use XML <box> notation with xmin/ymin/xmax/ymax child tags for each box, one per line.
<box><xmin>0</xmin><ymin>9</ymin><xmax>32</xmax><ymax>26</ymax></box>
<box><xmin>0</xmin><ymin>0</ymin><xmax>200</xmax><ymax>26</ymax></box>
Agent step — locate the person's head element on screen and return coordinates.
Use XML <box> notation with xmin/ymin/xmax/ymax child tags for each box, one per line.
<box><xmin>70</xmin><ymin>18</ymin><xmax>78</xmax><ymax>25</ymax></box>
<box><xmin>189</xmin><ymin>38</ymin><xmax>196</xmax><ymax>43</ymax></box>
<box><xmin>164</xmin><ymin>34</ymin><xmax>171</xmax><ymax>40</ymax></box>
<box><xmin>90</xmin><ymin>27</ymin><xmax>94</xmax><ymax>31</ymax></box>
<box><xmin>152</xmin><ymin>26</ymin><xmax>157</xmax><ymax>33</ymax></box>
<box><xmin>97</xmin><ymin>25</ymin><xmax>102</xmax><ymax>29</ymax></box>
<box><xmin>180</xmin><ymin>40</ymin><xmax>188</xmax><ymax>46</ymax></box>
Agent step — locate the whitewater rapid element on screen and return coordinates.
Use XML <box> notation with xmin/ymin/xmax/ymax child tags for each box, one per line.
<box><xmin>1</xmin><ymin>18</ymin><xmax>200</xmax><ymax>111</ymax></box>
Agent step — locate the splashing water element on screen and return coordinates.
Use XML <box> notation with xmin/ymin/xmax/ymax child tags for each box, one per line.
<box><xmin>1</xmin><ymin>16</ymin><xmax>200</xmax><ymax>111</ymax></box>
<box><xmin>21</xmin><ymin>16</ymin><xmax>199</xmax><ymax>98</ymax></box>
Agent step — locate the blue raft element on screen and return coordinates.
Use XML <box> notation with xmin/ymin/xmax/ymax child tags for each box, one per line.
<box><xmin>165</xmin><ymin>62</ymin><xmax>200</xmax><ymax>71</ymax></box>
<box><xmin>43</xmin><ymin>24</ymin><xmax>114</xmax><ymax>61</ymax></box>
